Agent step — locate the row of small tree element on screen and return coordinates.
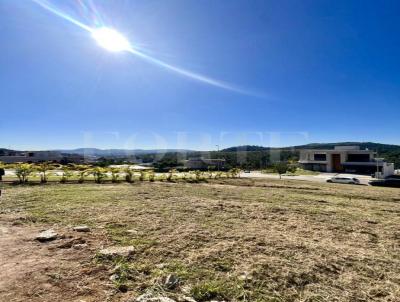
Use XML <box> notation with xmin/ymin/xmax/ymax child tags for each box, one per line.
<box><xmin>0</xmin><ymin>162</ymin><xmax>242</xmax><ymax>184</ymax></box>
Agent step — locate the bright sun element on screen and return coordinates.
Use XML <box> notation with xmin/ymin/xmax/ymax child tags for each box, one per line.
<box><xmin>91</xmin><ymin>27</ymin><xmax>131</xmax><ymax>52</ymax></box>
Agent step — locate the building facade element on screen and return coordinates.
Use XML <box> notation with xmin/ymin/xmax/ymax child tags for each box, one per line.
<box><xmin>0</xmin><ymin>151</ymin><xmax>63</xmax><ymax>163</ymax></box>
<box><xmin>299</xmin><ymin>146</ymin><xmax>394</xmax><ymax>177</ymax></box>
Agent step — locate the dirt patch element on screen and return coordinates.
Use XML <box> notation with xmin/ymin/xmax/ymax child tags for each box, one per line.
<box><xmin>0</xmin><ymin>214</ymin><xmax>111</xmax><ymax>302</ymax></box>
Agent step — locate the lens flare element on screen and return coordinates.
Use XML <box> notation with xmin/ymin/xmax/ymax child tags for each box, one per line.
<box><xmin>91</xmin><ymin>27</ymin><xmax>131</xmax><ymax>52</ymax></box>
<box><xmin>31</xmin><ymin>0</ymin><xmax>263</xmax><ymax>96</ymax></box>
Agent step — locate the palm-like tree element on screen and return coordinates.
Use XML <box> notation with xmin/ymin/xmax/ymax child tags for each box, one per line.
<box><xmin>91</xmin><ymin>167</ymin><xmax>108</xmax><ymax>184</ymax></box>
<box><xmin>196</xmin><ymin>170</ymin><xmax>203</xmax><ymax>180</ymax></box>
<box><xmin>36</xmin><ymin>162</ymin><xmax>53</xmax><ymax>183</ymax></box>
<box><xmin>167</xmin><ymin>169</ymin><xmax>177</xmax><ymax>182</ymax></box>
<box><xmin>60</xmin><ymin>166</ymin><xmax>73</xmax><ymax>183</ymax></box>
<box><xmin>124</xmin><ymin>168</ymin><xmax>134</xmax><ymax>183</ymax></box>
<box><xmin>229</xmin><ymin>168</ymin><xmax>241</xmax><ymax>178</ymax></box>
<box><xmin>110</xmin><ymin>168</ymin><xmax>121</xmax><ymax>183</ymax></box>
<box><xmin>139</xmin><ymin>170</ymin><xmax>147</xmax><ymax>181</ymax></box>
<box><xmin>15</xmin><ymin>163</ymin><xmax>33</xmax><ymax>184</ymax></box>
<box><xmin>73</xmin><ymin>164</ymin><xmax>91</xmax><ymax>183</ymax></box>
<box><xmin>147</xmin><ymin>170</ymin><xmax>155</xmax><ymax>182</ymax></box>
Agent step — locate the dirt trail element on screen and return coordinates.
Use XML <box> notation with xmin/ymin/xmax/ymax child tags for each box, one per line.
<box><xmin>0</xmin><ymin>215</ymin><xmax>109</xmax><ymax>302</ymax></box>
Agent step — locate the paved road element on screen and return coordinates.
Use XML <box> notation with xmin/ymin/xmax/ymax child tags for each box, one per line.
<box><xmin>240</xmin><ymin>171</ymin><xmax>373</xmax><ymax>185</ymax></box>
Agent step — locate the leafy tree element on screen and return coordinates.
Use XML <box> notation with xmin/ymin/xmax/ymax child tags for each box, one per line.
<box><xmin>60</xmin><ymin>167</ymin><xmax>73</xmax><ymax>183</ymax></box>
<box><xmin>36</xmin><ymin>162</ymin><xmax>53</xmax><ymax>183</ymax></box>
<box><xmin>287</xmin><ymin>164</ymin><xmax>298</xmax><ymax>174</ymax></box>
<box><xmin>139</xmin><ymin>170</ymin><xmax>147</xmax><ymax>181</ymax></box>
<box><xmin>124</xmin><ymin>168</ymin><xmax>134</xmax><ymax>183</ymax></box>
<box><xmin>73</xmin><ymin>164</ymin><xmax>90</xmax><ymax>183</ymax></box>
<box><xmin>273</xmin><ymin>162</ymin><xmax>289</xmax><ymax>179</ymax></box>
<box><xmin>157</xmin><ymin>173</ymin><xmax>166</xmax><ymax>182</ymax></box>
<box><xmin>109</xmin><ymin>168</ymin><xmax>121</xmax><ymax>183</ymax></box>
<box><xmin>91</xmin><ymin>167</ymin><xmax>108</xmax><ymax>184</ymax></box>
<box><xmin>147</xmin><ymin>170</ymin><xmax>155</xmax><ymax>182</ymax></box>
<box><xmin>194</xmin><ymin>170</ymin><xmax>202</xmax><ymax>181</ymax></box>
<box><xmin>167</xmin><ymin>169</ymin><xmax>177</xmax><ymax>182</ymax></box>
<box><xmin>0</xmin><ymin>161</ymin><xmax>5</xmax><ymax>181</ymax></box>
<box><xmin>15</xmin><ymin>163</ymin><xmax>33</xmax><ymax>184</ymax></box>
<box><xmin>229</xmin><ymin>168</ymin><xmax>241</xmax><ymax>178</ymax></box>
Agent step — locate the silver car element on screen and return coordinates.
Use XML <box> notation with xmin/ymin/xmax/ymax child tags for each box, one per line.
<box><xmin>327</xmin><ymin>177</ymin><xmax>360</xmax><ymax>185</ymax></box>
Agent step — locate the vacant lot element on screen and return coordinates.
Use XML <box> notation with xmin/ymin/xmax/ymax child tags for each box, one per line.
<box><xmin>0</xmin><ymin>179</ymin><xmax>399</xmax><ymax>302</ymax></box>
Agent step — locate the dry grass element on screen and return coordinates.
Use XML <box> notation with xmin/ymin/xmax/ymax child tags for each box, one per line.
<box><xmin>0</xmin><ymin>179</ymin><xmax>399</xmax><ymax>301</ymax></box>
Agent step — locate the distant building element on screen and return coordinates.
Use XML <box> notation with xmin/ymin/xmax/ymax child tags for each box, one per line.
<box><xmin>183</xmin><ymin>158</ymin><xmax>226</xmax><ymax>170</ymax></box>
<box><xmin>299</xmin><ymin>146</ymin><xmax>394</xmax><ymax>177</ymax></box>
<box><xmin>0</xmin><ymin>151</ymin><xmax>62</xmax><ymax>163</ymax></box>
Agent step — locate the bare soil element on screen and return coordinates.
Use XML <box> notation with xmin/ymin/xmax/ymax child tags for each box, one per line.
<box><xmin>0</xmin><ymin>214</ymin><xmax>112</xmax><ymax>302</ymax></box>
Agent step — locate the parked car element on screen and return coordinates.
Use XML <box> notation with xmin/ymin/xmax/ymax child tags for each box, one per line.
<box><xmin>369</xmin><ymin>178</ymin><xmax>400</xmax><ymax>188</ymax></box>
<box><xmin>326</xmin><ymin>177</ymin><xmax>360</xmax><ymax>185</ymax></box>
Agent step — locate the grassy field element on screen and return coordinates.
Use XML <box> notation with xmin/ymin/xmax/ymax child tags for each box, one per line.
<box><xmin>0</xmin><ymin>179</ymin><xmax>399</xmax><ymax>301</ymax></box>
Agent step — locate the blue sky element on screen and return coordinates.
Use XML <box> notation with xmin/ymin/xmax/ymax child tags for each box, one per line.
<box><xmin>1</xmin><ymin>0</ymin><xmax>399</xmax><ymax>150</ymax></box>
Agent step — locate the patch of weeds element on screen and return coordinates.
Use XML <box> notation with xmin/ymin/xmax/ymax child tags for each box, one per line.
<box><xmin>93</xmin><ymin>255</ymin><xmax>136</xmax><ymax>292</ymax></box>
<box><xmin>155</xmin><ymin>261</ymin><xmax>192</xmax><ymax>280</ymax></box>
<box><xmin>286</xmin><ymin>271</ymin><xmax>318</xmax><ymax>288</ymax></box>
<box><xmin>111</xmin><ymin>259</ymin><xmax>136</xmax><ymax>292</ymax></box>
<box><xmin>304</xmin><ymin>295</ymin><xmax>326</xmax><ymax>302</ymax></box>
<box><xmin>11</xmin><ymin>215</ymin><xmax>38</xmax><ymax>225</ymax></box>
<box><xmin>213</xmin><ymin>258</ymin><xmax>234</xmax><ymax>272</ymax></box>
<box><xmin>105</xmin><ymin>223</ymin><xmax>158</xmax><ymax>248</ymax></box>
<box><xmin>190</xmin><ymin>280</ymin><xmax>229</xmax><ymax>302</ymax></box>
<box><xmin>133</xmin><ymin>262</ymin><xmax>155</xmax><ymax>276</ymax></box>
<box><xmin>29</xmin><ymin>210</ymin><xmax>61</xmax><ymax>224</ymax></box>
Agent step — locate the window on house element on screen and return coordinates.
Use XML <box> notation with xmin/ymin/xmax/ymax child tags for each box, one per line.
<box><xmin>347</xmin><ymin>154</ymin><xmax>370</xmax><ymax>162</ymax></box>
<box><xmin>314</xmin><ymin>153</ymin><xmax>326</xmax><ymax>161</ymax></box>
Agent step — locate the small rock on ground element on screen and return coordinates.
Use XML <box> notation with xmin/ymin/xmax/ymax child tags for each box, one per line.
<box><xmin>73</xmin><ymin>243</ymin><xmax>88</xmax><ymax>250</ymax></box>
<box><xmin>98</xmin><ymin>246</ymin><xmax>134</xmax><ymax>259</ymax></box>
<box><xmin>164</xmin><ymin>274</ymin><xmax>179</xmax><ymax>289</ymax></box>
<box><xmin>73</xmin><ymin>225</ymin><xmax>91</xmax><ymax>232</ymax></box>
<box><xmin>35</xmin><ymin>229</ymin><xmax>58</xmax><ymax>242</ymax></box>
<box><xmin>135</xmin><ymin>293</ymin><xmax>176</xmax><ymax>302</ymax></box>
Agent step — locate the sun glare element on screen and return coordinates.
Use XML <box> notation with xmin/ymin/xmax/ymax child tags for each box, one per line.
<box><xmin>91</xmin><ymin>27</ymin><xmax>131</xmax><ymax>52</ymax></box>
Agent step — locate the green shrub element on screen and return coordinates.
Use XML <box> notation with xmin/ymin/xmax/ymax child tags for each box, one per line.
<box><xmin>191</xmin><ymin>281</ymin><xmax>228</xmax><ymax>302</ymax></box>
<box><xmin>125</xmin><ymin>168</ymin><xmax>134</xmax><ymax>183</ymax></box>
<box><xmin>148</xmin><ymin>171</ymin><xmax>155</xmax><ymax>182</ymax></box>
<box><xmin>15</xmin><ymin>163</ymin><xmax>33</xmax><ymax>184</ymax></box>
<box><xmin>90</xmin><ymin>167</ymin><xmax>108</xmax><ymax>184</ymax></box>
<box><xmin>110</xmin><ymin>168</ymin><xmax>120</xmax><ymax>183</ymax></box>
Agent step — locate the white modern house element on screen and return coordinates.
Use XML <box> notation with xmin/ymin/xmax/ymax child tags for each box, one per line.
<box><xmin>299</xmin><ymin>146</ymin><xmax>394</xmax><ymax>178</ymax></box>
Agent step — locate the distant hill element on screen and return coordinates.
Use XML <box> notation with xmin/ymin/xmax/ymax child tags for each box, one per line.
<box><xmin>55</xmin><ymin>148</ymin><xmax>194</xmax><ymax>157</ymax></box>
<box><xmin>0</xmin><ymin>148</ymin><xmax>14</xmax><ymax>156</ymax></box>
<box><xmin>222</xmin><ymin>142</ymin><xmax>400</xmax><ymax>153</ymax></box>
<box><xmin>221</xmin><ymin>145</ymin><xmax>269</xmax><ymax>152</ymax></box>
